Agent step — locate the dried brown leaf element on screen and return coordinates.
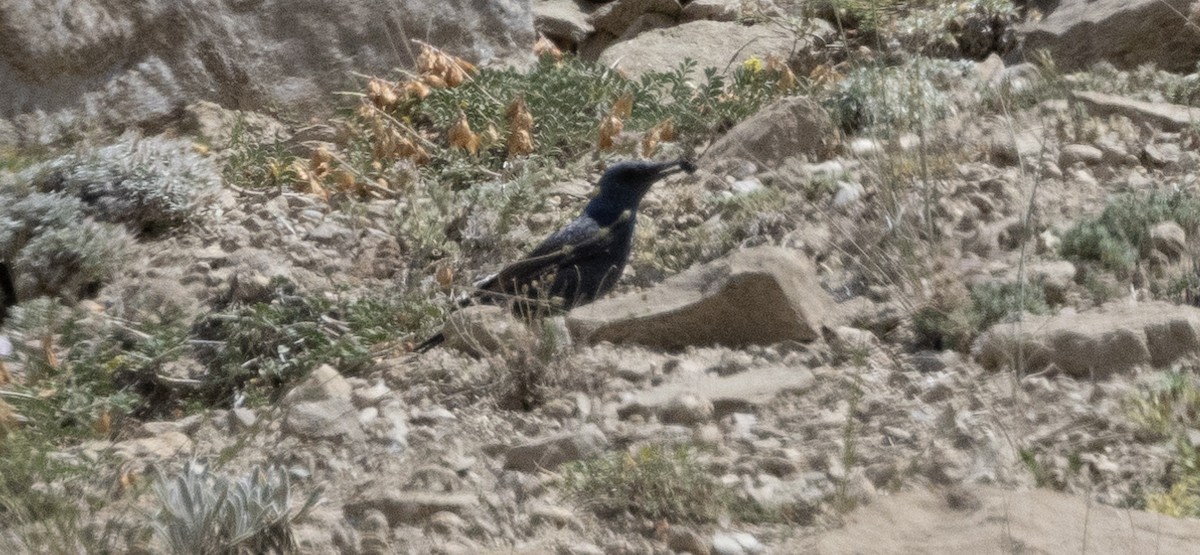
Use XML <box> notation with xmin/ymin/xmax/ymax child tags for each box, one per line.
<box><xmin>448</xmin><ymin>111</ymin><xmax>481</xmax><ymax>155</ymax></box>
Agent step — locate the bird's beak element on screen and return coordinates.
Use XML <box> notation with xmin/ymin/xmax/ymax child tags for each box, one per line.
<box><xmin>654</xmin><ymin>159</ymin><xmax>697</xmax><ymax>179</ymax></box>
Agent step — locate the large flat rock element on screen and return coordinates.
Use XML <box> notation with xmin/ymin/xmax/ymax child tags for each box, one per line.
<box><xmin>974</xmin><ymin>301</ymin><xmax>1200</xmax><ymax>377</ymax></box>
<box><xmin>568</xmin><ymin>246</ymin><xmax>832</xmax><ymax>349</ymax></box>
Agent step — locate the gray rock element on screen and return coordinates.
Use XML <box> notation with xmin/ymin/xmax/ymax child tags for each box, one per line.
<box><xmin>705</xmin><ymin>96</ymin><xmax>837</xmax><ymax>167</ymax></box>
<box><xmin>228</xmin><ymin>407</ymin><xmax>257</xmax><ymax>430</ymax></box>
<box><xmin>1150</xmin><ymin>222</ymin><xmax>1187</xmax><ymax>261</ymax></box>
<box><xmin>659</xmin><ymin>393</ymin><xmax>715</xmax><ymax>425</ymax></box>
<box><xmin>711</xmin><ymin>532</ymin><xmax>764</xmax><ymax>555</ymax></box>
<box><xmin>1059</xmin><ymin>144</ymin><xmax>1103</xmax><ymax>166</ymax></box>
<box><xmin>284</xmin><ymin>364</ymin><xmax>353</xmax><ymax>405</ymax></box>
<box><xmin>569</xmin><ymin>247</ymin><xmax>832</xmax><ymax>349</ymax></box>
<box><xmin>344</xmin><ymin>491</ymin><xmax>478</xmax><ymax>526</ymax></box>
<box><xmin>503</xmin><ymin>424</ymin><xmax>608</xmax><ymax>473</ymax></box>
<box><xmin>0</xmin><ymin>0</ymin><xmax>535</xmax><ymax>143</ymax></box>
<box><xmin>588</xmin><ymin>0</ymin><xmax>681</xmax><ymax>36</ymax></box>
<box><xmin>283</xmin><ymin>399</ymin><xmax>364</xmax><ymax>442</ymax></box>
<box><xmin>534</xmin><ymin>0</ymin><xmax>594</xmax><ymax>48</ymax></box>
<box><xmin>598</xmin><ymin>19</ymin><xmax>830</xmax><ymax>77</ymax></box>
<box><xmin>1012</xmin><ymin>0</ymin><xmax>1200</xmax><ymax>72</ymax></box>
<box><xmin>974</xmin><ymin>301</ymin><xmax>1200</xmax><ymax>376</ymax></box>
<box><xmin>680</xmin><ymin>0</ymin><xmax>742</xmax><ymax>22</ymax></box>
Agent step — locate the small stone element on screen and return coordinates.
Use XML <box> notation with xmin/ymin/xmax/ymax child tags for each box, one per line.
<box><xmin>668</xmin><ymin>527</ymin><xmax>710</xmax><ymax>555</ymax></box>
<box><xmin>660</xmin><ymin>393</ymin><xmax>714</xmax><ymax>425</ymax></box>
<box><xmin>283</xmin><ymin>399</ymin><xmax>364</xmax><ymax>442</ymax></box>
<box><xmin>284</xmin><ymin>364</ymin><xmax>353</xmax><ymax>405</ymax></box>
<box><xmin>352</xmin><ymin>382</ymin><xmax>391</xmax><ymax>408</ymax></box>
<box><xmin>1060</xmin><ymin>144</ymin><xmax>1103</xmax><ymax>165</ymax></box>
<box><xmin>1150</xmin><ymin>221</ymin><xmax>1187</xmax><ymax>261</ymax></box>
<box><xmin>504</xmin><ymin>424</ymin><xmax>609</xmax><ymax>473</ymax></box>
<box><xmin>427</xmin><ymin>510</ymin><xmax>467</xmax><ymax>534</ymax></box>
<box><xmin>229</xmin><ymin>407</ymin><xmax>257</xmax><ymax>430</ymax></box>
<box><xmin>711</xmin><ymin>531</ymin><xmax>764</xmax><ymax>555</ymax></box>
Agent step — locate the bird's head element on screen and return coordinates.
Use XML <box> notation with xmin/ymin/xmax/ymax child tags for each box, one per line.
<box><xmin>590</xmin><ymin>159</ymin><xmax>695</xmax><ymax>218</ymax></box>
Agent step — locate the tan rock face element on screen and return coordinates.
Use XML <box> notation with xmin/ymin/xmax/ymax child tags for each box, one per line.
<box><xmin>974</xmin><ymin>301</ymin><xmax>1200</xmax><ymax>377</ymax></box>
<box><xmin>0</xmin><ymin>0</ymin><xmax>535</xmax><ymax>143</ymax></box>
<box><xmin>568</xmin><ymin>246</ymin><xmax>832</xmax><ymax>349</ymax></box>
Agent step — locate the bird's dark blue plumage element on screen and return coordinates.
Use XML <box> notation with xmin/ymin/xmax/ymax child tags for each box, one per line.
<box><xmin>415</xmin><ymin>158</ymin><xmax>695</xmax><ymax>352</ymax></box>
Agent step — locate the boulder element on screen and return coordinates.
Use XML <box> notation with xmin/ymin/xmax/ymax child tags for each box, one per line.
<box><xmin>534</xmin><ymin>0</ymin><xmax>594</xmax><ymax>49</ymax></box>
<box><xmin>568</xmin><ymin>247</ymin><xmax>832</xmax><ymax>349</ymax></box>
<box><xmin>1011</xmin><ymin>0</ymin><xmax>1200</xmax><ymax>72</ymax></box>
<box><xmin>974</xmin><ymin>301</ymin><xmax>1200</xmax><ymax>377</ymax></box>
<box><xmin>588</xmin><ymin>0</ymin><xmax>681</xmax><ymax>37</ymax></box>
<box><xmin>0</xmin><ymin>0</ymin><xmax>535</xmax><ymax>143</ymax></box>
<box><xmin>598</xmin><ymin>20</ymin><xmax>830</xmax><ymax>77</ymax></box>
<box><xmin>704</xmin><ymin>96</ymin><xmax>837</xmax><ymax>166</ymax></box>
<box><xmin>503</xmin><ymin>424</ymin><xmax>608</xmax><ymax>472</ymax></box>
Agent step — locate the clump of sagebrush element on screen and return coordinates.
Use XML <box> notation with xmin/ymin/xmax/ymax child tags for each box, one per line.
<box><xmin>0</xmin><ymin>191</ymin><xmax>132</xmax><ymax>299</ymax></box>
<box><xmin>912</xmin><ymin>279</ymin><xmax>1047</xmax><ymax>351</ymax></box>
<box><xmin>563</xmin><ymin>444</ymin><xmax>735</xmax><ymax>523</ymax></box>
<box><xmin>32</xmin><ymin>134</ymin><xmax>221</xmax><ymax>235</ymax></box>
<box><xmin>824</xmin><ymin>58</ymin><xmax>974</xmax><ymax>136</ymax></box>
<box><xmin>153</xmin><ymin>461</ymin><xmax>319</xmax><ymax>555</ymax></box>
<box><xmin>192</xmin><ymin>279</ymin><xmax>442</xmax><ymax>406</ymax></box>
<box><xmin>1061</xmin><ymin>190</ymin><xmax>1200</xmax><ymax>275</ymax></box>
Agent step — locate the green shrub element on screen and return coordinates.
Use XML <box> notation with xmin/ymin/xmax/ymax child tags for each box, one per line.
<box><xmin>401</xmin><ymin>57</ymin><xmax>797</xmax><ymax>162</ymax></box>
<box><xmin>153</xmin><ymin>461</ymin><xmax>319</xmax><ymax>555</ymax></box>
<box><xmin>1061</xmin><ymin>190</ymin><xmax>1200</xmax><ymax>274</ymax></box>
<box><xmin>34</xmin><ymin>135</ymin><xmax>221</xmax><ymax>235</ymax></box>
<box><xmin>0</xmin><ymin>191</ymin><xmax>132</xmax><ymax>299</ymax></box>
<box><xmin>913</xmin><ymin>280</ymin><xmax>1047</xmax><ymax>351</ymax></box>
<box><xmin>824</xmin><ymin>59</ymin><xmax>973</xmax><ymax>135</ymax></box>
<box><xmin>193</xmin><ymin>280</ymin><xmax>442</xmax><ymax>405</ymax></box>
<box><xmin>563</xmin><ymin>444</ymin><xmax>734</xmax><ymax>523</ymax></box>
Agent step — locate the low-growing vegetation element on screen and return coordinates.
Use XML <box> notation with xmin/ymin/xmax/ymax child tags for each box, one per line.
<box><xmin>1061</xmin><ymin>190</ymin><xmax>1200</xmax><ymax>274</ymax></box>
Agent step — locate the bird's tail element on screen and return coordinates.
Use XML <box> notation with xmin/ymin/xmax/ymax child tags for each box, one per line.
<box><xmin>413</xmin><ymin>331</ymin><xmax>446</xmax><ymax>353</ymax></box>
<box><xmin>0</xmin><ymin>262</ymin><xmax>15</xmax><ymax>327</ymax></box>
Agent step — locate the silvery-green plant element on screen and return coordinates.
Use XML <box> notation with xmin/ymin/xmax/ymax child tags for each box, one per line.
<box><xmin>153</xmin><ymin>461</ymin><xmax>320</xmax><ymax>555</ymax></box>
<box><xmin>35</xmin><ymin>134</ymin><xmax>221</xmax><ymax>234</ymax></box>
<box><xmin>0</xmin><ymin>191</ymin><xmax>132</xmax><ymax>298</ymax></box>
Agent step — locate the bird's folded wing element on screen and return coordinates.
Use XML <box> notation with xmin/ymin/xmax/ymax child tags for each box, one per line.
<box><xmin>473</xmin><ymin>215</ymin><xmax>623</xmax><ymax>298</ymax></box>
<box><xmin>0</xmin><ymin>262</ymin><xmax>14</xmax><ymax>328</ymax></box>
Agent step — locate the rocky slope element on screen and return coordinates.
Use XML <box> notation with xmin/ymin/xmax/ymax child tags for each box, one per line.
<box><xmin>3</xmin><ymin>1</ymin><xmax>1200</xmax><ymax>554</ymax></box>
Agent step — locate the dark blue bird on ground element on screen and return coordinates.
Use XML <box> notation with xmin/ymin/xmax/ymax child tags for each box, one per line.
<box><xmin>414</xmin><ymin>158</ymin><xmax>696</xmax><ymax>352</ymax></box>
